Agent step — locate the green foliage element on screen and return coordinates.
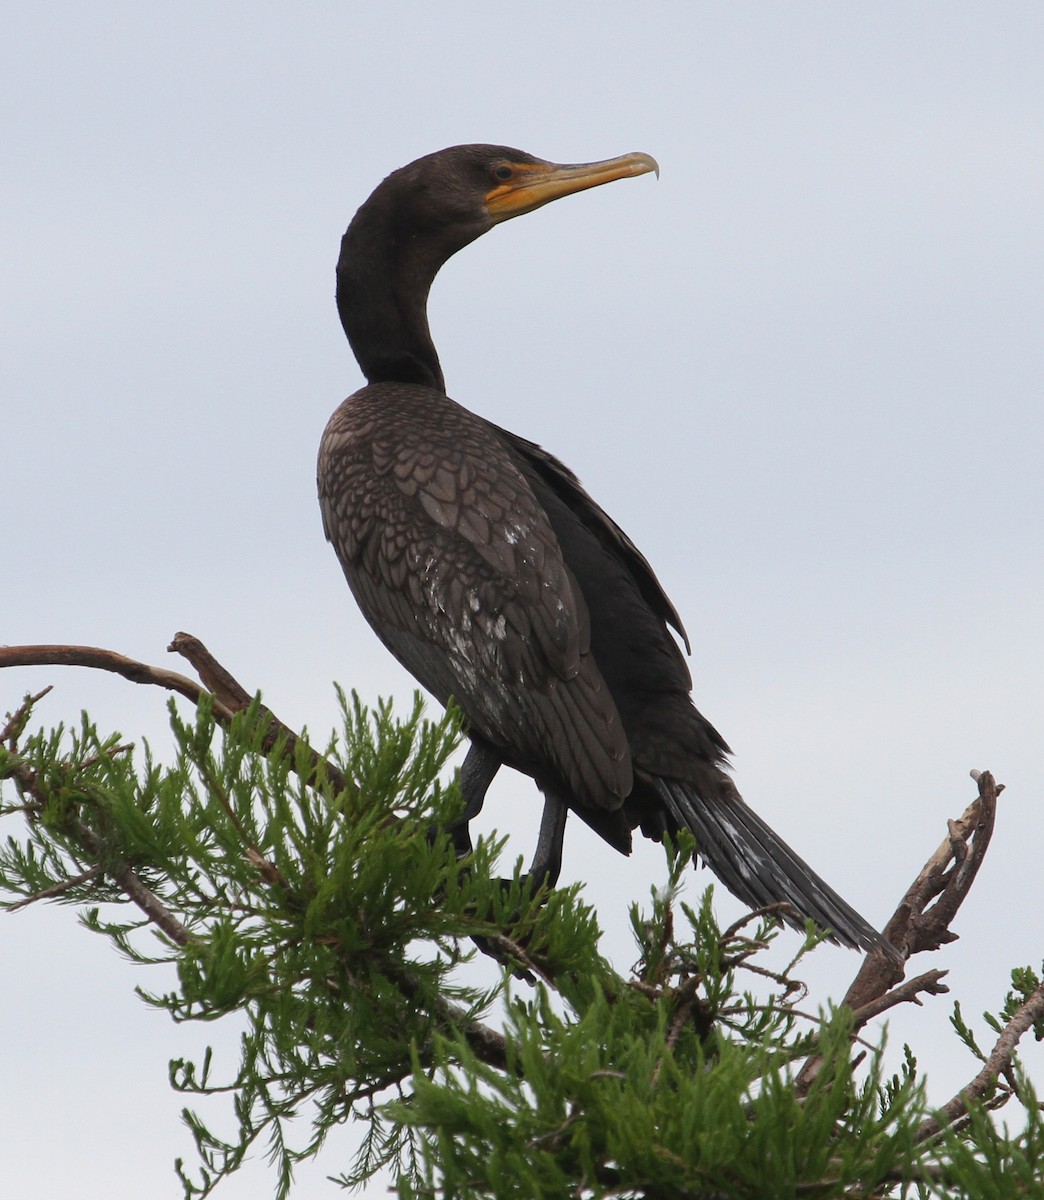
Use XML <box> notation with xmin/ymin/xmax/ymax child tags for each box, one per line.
<box><xmin>1</xmin><ymin>688</ymin><xmax>1042</xmax><ymax>1199</ymax></box>
<box><xmin>935</xmin><ymin>1077</ymin><xmax>1044</xmax><ymax>1198</ymax></box>
<box><xmin>400</xmin><ymin>948</ymin><xmax>918</xmax><ymax>1199</ymax></box>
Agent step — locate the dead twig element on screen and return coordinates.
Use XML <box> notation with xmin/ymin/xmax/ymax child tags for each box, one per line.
<box><xmin>847</xmin><ymin>771</ymin><xmax>998</xmax><ymax>1021</ymax></box>
<box><xmin>0</xmin><ymin>643</ymin><xmax>230</xmax><ymax>716</ymax></box>
<box><xmin>168</xmin><ymin>632</ymin><xmax>348</xmax><ymax>795</ymax></box>
<box><xmin>847</xmin><ymin>969</ymin><xmax>951</xmax><ymax>1026</ymax></box>
<box><xmin>720</xmin><ymin>902</ymin><xmax>797</xmax><ymax>945</ymax></box>
<box><xmin>796</xmin><ymin>771</ymin><xmax>1000</xmax><ymax>1095</ymax></box>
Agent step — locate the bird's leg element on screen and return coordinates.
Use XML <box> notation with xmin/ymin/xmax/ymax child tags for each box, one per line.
<box><xmin>474</xmin><ymin>788</ymin><xmax>568</xmax><ymax>981</ymax></box>
<box><xmin>441</xmin><ymin>736</ymin><xmax>502</xmax><ymax>857</ymax></box>
<box><xmin>524</xmin><ymin>787</ymin><xmax>569</xmax><ymax>890</ymax></box>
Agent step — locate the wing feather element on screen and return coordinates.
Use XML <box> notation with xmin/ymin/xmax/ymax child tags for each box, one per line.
<box><xmin>318</xmin><ymin>381</ymin><xmax>632</xmax><ymax>809</ymax></box>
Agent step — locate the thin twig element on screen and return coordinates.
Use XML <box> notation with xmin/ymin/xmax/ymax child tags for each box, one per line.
<box><xmin>720</xmin><ymin>902</ymin><xmax>796</xmax><ymax>944</ymax></box>
<box><xmin>729</xmin><ymin>955</ymin><xmax>807</xmax><ymax>1002</ymax></box>
<box><xmin>79</xmin><ymin>743</ymin><xmax>135</xmax><ymax>771</ymax></box>
<box><xmin>187</xmin><ymin>750</ymin><xmax>290</xmax><ymax>891</ymax></box>
<box><xmin>664</xmin><ymin>976</ymin><xmax>705</xmax><ymax>1050</ymax></box>
<box><xmin>2</xmin><ymin>687</ymin><xmax>54</xmax><ymax>744</ymax></box>
<box><xmin>244</xmin><ymin>845</ymin><xmax>290</xmax><ymax>890</ymax></box>
<box><xmin>480</xmin><ymin>931</ymin><xmax>556</xmax><ymax>988</ymax></box>
<box><xmin>6</xmin><ymin>863</ymin><xmax>105</xmax><ymax>911</ymax></box>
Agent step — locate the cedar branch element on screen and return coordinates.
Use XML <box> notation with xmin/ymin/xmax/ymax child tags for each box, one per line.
<box><xmin>5</xmin><ymin>755</ymin><xmax>191</xmax><ymax>945</ymax></box>
<box><xmin>2</xmin><ymin>639</ymin><xmax>512</xmax><ymax>1076</ymax></box>
<box><xmin>916</xmin><ymin>978</ymin><xmax>1044</xmax><ymax>1141</ymax></box>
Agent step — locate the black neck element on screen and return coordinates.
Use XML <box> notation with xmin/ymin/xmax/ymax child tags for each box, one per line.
<box><xmin>336</xmin><ymin>200</ymin><xmax>448</xmax><ymax>393</ymax></box>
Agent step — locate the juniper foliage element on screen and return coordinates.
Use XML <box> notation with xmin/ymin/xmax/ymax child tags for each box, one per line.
<box><xmin>0</xmin><ymin>689</ymin><xmax>1040</xmax><ymax>1198</ymax></box>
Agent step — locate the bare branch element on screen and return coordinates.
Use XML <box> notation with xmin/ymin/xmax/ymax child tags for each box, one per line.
<box><xmin>796</xmin><ymin>772</ymin><xmax>1000</xmax><ymax>1095</ymax></box>
<box><xmin>0</xmin><ymin>643</ymin><xmax>231</xmax><ymax>716</ymax></box>
<box><xmin>166</xmin><ymin>632</ymin><xmax>254</xmax><ymax>710</ymax></box>
<box><xmin>844</xmin><ymin>771</ymin><xmax>998</xmax><ymax>1021</ymax></box>
<box><xmin>0</xmin><ymin>637</ymin><xmax>348</xmax><ymax>796</ymax></box>
<box><xmin>720</xmin><ymin>902</ymin><xmax>795</xmax><ymax>944</ymax></box>
<box><xmin>166</xmin><ymin>632</ymin><xmax>348</xmax><ymax>795</ymax></box>
<box><xmin>848</xmin><ymin>969</ymin><xmax>950</xmax><ymax>1026</ymax></box>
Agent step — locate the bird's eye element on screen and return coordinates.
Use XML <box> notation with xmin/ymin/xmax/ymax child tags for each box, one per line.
<box><xmin>492</xmin><ymin>164</ymin><xmax>514</xmax><ymax>182</ymax></box>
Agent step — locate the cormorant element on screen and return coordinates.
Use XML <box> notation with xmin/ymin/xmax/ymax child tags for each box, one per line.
<box><xmin>318</xmin><ymin>145</ymin><xmax>883</xmax><ymax>953</ymax></box>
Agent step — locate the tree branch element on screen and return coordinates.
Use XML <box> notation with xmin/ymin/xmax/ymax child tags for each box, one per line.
<box><xmin>1</xmin><ymin>637</ymin><xmax>353</xmax><ymax>939</ymax></box>
<box><xmin>6</xmin><ymin>755</ymin><xmax>192</xmax><ymax>945</ymax></box>
<box><xmin>845</xmin><ymin>770</ymin><xmax>998</xmax><ymax>1019</ymax></box>
<box><xmin>916</xmin><ymin>978</ymin><xmax>1044</xmax><ymax>1142</ymax></box>
<box><xmin>0</xmin><ymin>643</ymin><xmax>224</xmax><ymax>714</ymax></box>
<box><xmin>847</xmin><ymin>969</ymin><xmax>951</xmax><ymax>1026</ymax></box>
<box><xmin>0</xmin><ymin>636</ymin><xmax>348</xmax><ymax>795</ymax></box>
<box><xmin>6</xmin><ymin>863</ymin><xmax>105</xmax><ymax>911</ymax></box>
<box><xmin>381</xmin><ymin>959</ymin><xmax>512</xmax><ymax>1075</ymax></box>
<box><xmin>167</xmin><ymin>631</ymin><xmax>348</xmax><ymax>795</ymax></box>
<box><xmin>73</xmin><ymin>814</ymin><xmax>194</xmax><ymax>946</ymax></box>
<box><xmin>6</xmin><ymin>639</ymin><xmax>1021</xmax><ymax>1115</ymax></box>
<box><xmin>3</xmin><ymin>639</ymin><xmax>512</xmax><ymax>1082</ymax></box>
<box><xmin>796</xmin><ymin>771</ymin><xmax>1000</xmax><ymax>1094</ymax></box>
<box><xmin>2</xmin><ymin>686</ymin><xmax>54</xmax><ymax>745</ymax></box>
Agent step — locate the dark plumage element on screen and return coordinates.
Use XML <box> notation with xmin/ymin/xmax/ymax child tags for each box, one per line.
<box><xmin>318</xmin><ymin>144</ymin><xmax>884</xmax><ymax>953</ymax></box>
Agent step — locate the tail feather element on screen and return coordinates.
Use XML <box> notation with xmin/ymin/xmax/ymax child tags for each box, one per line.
<box><xmin>656</xmin><ymin>775</ymin><xmax>885</xmax><ymax>954</ymax></box>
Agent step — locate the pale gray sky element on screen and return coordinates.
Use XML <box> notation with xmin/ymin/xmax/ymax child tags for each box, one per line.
<box><xmin>3</xmin><ymin>5</ymin><xmax>1043</xmax><ymax>1197</ymax></box>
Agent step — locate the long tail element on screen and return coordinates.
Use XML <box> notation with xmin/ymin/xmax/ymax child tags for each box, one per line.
<box><xmin>654</xmin><ymin>774</ymin><xmax>885</xmax><ymax>954</ymax></box>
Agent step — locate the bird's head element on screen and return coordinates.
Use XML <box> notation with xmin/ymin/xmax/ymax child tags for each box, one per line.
<box><xmin>338</xmin><ymin>144</ymin><xmax>658</xmax><ymax>389</ymax></box>
<box><xmin>357</xmin><ymin>143</ymin><xmax>659</xmax><ymax>259</ymax></box>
